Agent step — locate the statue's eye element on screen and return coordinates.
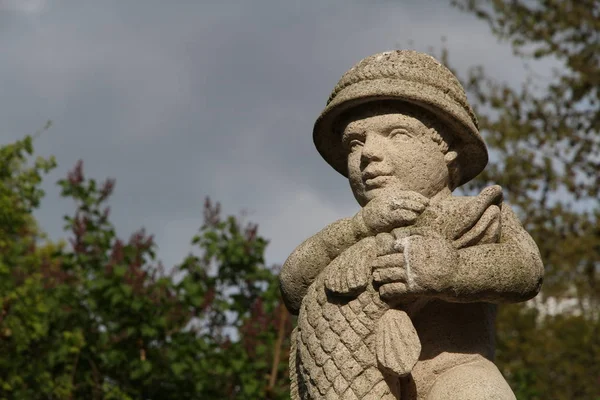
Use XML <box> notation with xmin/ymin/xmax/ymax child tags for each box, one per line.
<box><xmin>343</xmin><ymin>132</ymin><xmax>365</xmax><ymax>150</ymax></box>
<box><xmin>349</xmin><ymin>139</ymin><xmax>364</xmax><ymax>148</ymax></box>
<box><xmin>389</xmin><ymin>128</ymin><xmax>411</xmax><ymax>138</ymax></box>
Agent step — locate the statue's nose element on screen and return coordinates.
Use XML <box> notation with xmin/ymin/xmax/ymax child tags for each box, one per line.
<box><xmin>361</xmin><ymin>133</ymin><xmax>384</xmax><ymax>164</ymax></box>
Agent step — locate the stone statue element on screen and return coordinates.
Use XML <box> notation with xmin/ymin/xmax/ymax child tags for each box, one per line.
<box><xmin>279</xmin><ymin>50</ymin><xmax>544</xmax><ymax>399</ymax></box>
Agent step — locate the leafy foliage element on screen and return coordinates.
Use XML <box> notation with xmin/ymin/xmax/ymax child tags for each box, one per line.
<box><xmin>0</xmin><ymin>136</ymin><xmax>292</xmax><ymax>399</ymax></box>
<box><xmin>495</xmin><ymin>304</ymin><xmax>600</xmax><ymax>400</ymax></box>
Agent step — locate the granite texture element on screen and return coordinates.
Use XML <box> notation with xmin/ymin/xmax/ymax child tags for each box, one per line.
<box><xmin>281</xmin><ymin>50</ymin><xmax>544</xmax><ymax>399</ymax></box>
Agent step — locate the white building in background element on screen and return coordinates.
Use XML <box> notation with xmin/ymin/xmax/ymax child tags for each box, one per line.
<box><xmin>527</xmin><ymin>294</ymin><xmax>597</xmax><ymax>319</ymax></box>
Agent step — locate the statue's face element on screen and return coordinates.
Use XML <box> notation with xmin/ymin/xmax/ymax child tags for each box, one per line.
<box><xmin>341</xmin><ymin>105</ymin><xmax>451</xmax><ymax>206</ymax></box>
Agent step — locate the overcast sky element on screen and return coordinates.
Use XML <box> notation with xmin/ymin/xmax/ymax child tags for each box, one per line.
<box><xmin>0</xmin><ymin>0</ymin><xmax>557</xmax><ymax>269</ymax></box>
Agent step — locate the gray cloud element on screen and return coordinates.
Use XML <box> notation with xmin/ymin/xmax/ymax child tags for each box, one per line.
<box><xmin>0</xmin><ymin>0</ymin><xmax>559</xmax><ymax>267</ymax></box>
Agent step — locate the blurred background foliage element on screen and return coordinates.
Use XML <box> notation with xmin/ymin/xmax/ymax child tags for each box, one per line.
<box><xmin>449</xmin><ymin>1</ymin><xmax>599</xmax><ymax>398</ymax></box>
<box><xmin>0</xmin><ymin>137</ymin><xmax>292</xmax><ymax>399</ymax></box>
<box><xmin>0</xmin><ymin>0</ymin><xmax>598</xmax><ymax>399</ymax></box>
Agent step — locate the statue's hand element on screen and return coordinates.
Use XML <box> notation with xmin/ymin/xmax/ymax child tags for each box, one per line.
<box><xmin>324</xmin><ymin>236</ymin><xmax>377</xmax><ymax>296</ymax></box>
<box><xmin>359</xmin><ymin>190</ymin><xmax>430</xmax><ymax>235</ymax></box>
<box><xmin>374</xmin><ymin>235</ymin><xmax>458</xmax><ymax>301</ymax></box>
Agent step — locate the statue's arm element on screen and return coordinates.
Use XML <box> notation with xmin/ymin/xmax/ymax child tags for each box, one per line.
<box><xmin>279</xmin><ymin>213</ymin><xmax>371</xmax><ymax>315</ymax></box>
<box><xmin>447</xmin><ymin>203</ymin><xmax>544</xmax><ymax>303</ymax></box>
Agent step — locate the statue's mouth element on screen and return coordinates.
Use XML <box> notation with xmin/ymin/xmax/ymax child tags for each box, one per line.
<box><xmin>364</xmin><ymin>175</ymin><xmax>390</xmax><ymax>189</ymax></box>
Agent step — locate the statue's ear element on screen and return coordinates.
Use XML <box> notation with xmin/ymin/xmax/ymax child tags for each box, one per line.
<box><xmin>444</xmin><ymin>150</ymin><xmax>458</xmax><ymax>165</ymax></box>
<box><xmin>444</xmin><ymin>150</ymin><xmax>460</xmax><ymax>189</ymax></box>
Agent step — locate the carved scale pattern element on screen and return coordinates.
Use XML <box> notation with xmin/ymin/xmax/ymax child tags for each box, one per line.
<box><xmin>293</xmin><ymin>272</ymin><xmax>402</xmax><ymax>399</ymax></box>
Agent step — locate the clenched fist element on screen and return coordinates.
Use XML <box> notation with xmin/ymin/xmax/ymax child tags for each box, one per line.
<box><xmin>374</xmin><ymin>235</ymin><xmax>459</xmax><ymax>301</ymax></box>
<box><xmin>324</xmin><ymin>233</ymin><xmax>397</xmax><ymax>296</ymax></box>
<box><xmin>358</xmin><ymin>190</ymin><xmax>430</xmax><ymax>235</ymax></box>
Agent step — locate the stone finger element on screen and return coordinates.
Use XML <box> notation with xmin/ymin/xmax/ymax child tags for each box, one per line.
<box><xmin>372</xmin><ymin>253</ymin><xmax>405</xmax><ymax>270</ymax></box>
<box><xmin>375</xmin><ymin>232</ymin><xmax>397</xmax><ymax>255</ymax></box>
<box><xmin>373</xmin><ymin>267</ymin><xmax>407</xmax><ymax>284</ymax></box>
<box><xmin>347</xmin><ymin>241</ymin><xmax>373</xmax><ymax>292</ymax></box>
<box><xmin>346</xmin><ymin>264</ymin><xmax>358</xmax><ymax>290</ymax></box>
<box><xmin>324</xmin><ymin>269</ymin><xmax>340</xmax><ymax>293</ymax></box>
<box><xmin>391</xmin><ymin>227</ymin><xmax>412</xmax><ymax>241</ymax></box>
<box><xmin>379</xmin><ymin>282</ymin><xmax>408</xmax><ymax>299</ymax></box>
<box><xmin>337</xmin><ymin>275</ymin><xmax>345</xmax><ymax>292</ymax></box>
<box><xmin>391</xmin><ymin>209</ymin><xmax>419</xmax><ymax>223</ymax></box>
<box><xmin>390</xmin><ymin>199</ymin><xmax>427</xmax><ymax>212</ymax></box>
<box><xmin>355</xmin><ymin>260</ymin><xmax>371</xmax><ymax>287</ymax></box>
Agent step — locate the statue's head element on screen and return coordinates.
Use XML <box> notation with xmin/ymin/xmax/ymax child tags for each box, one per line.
<box><xmin>313</xmin><ymin>50</ymin><xmax>488</xmax><ymax>206</ymax></box>
<box><xmin>336</xmin><ymin>101</ymin><xmax>459</xmax><ymax>205</ymax></box>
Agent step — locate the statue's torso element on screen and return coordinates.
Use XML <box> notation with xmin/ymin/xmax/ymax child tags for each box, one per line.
<box><xmin>294</xmin><ymin>268</ymin><xmax>496</xmax><ymax>400</ymax></box>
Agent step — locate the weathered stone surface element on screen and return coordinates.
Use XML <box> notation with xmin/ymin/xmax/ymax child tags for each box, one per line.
<box><xmin>280</xmin><ymin>50</ymin><xmax>544</xmax><ymax>399</ymax></box>
<box><xmin>376</xmin><ymin>309</ymin><xmax>421</xmax><ymax>378</ymax></box>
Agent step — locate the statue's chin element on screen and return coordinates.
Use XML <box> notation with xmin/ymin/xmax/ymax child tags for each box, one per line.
<box><xmin>363</xmin><ymin>187</ymin><xmax>387</xmax><ymax>202</ymax></box>
<box><xmin>363</xmin><ymin>184</ymin><xmax>414</xmax><ymax>202</ymax></box>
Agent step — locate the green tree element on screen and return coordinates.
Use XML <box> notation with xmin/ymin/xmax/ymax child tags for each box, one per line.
<box><xmin>0</xmin><ymin>135</ymin><xmax>293</xmax><ymax>399</ymax></box>
<box><xmin>4</xmin><ymin>1</ymin><xmax>599</xmax><ymax>397</ymax></box>
<box><xmin>449</xmin><ymin>1</ymin><xmax>600</xmax><ymax>398</ymax></box>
